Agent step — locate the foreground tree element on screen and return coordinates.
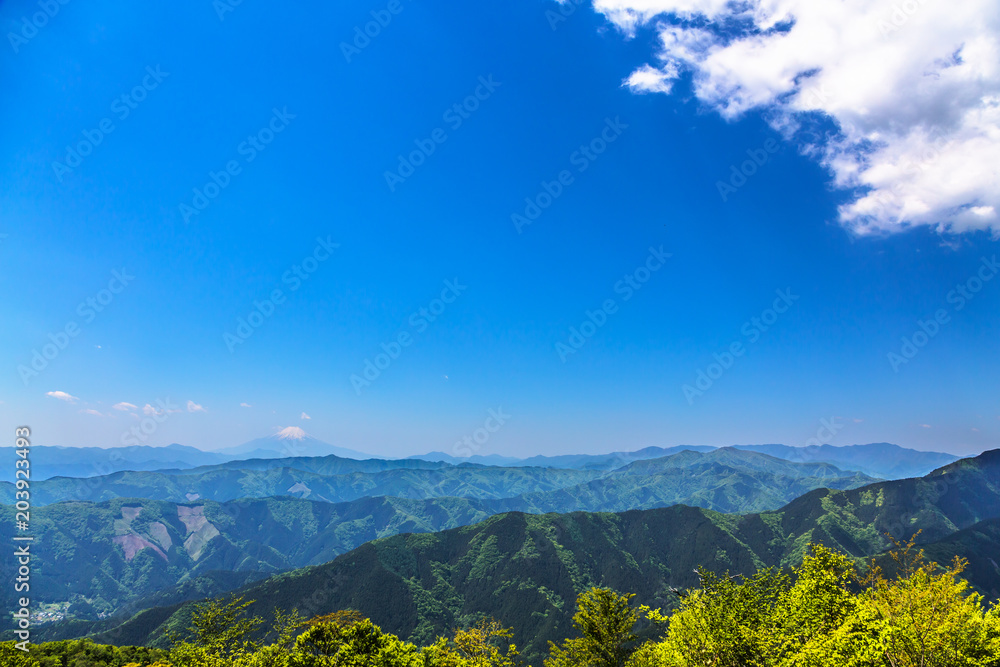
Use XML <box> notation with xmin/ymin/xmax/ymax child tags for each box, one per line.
<box><xmin>293</xmin><ymin>616</ymin><xmax>424</xmax><ymax>667</ymax></box>
<box><xmin>647</xmin><ymin>539</ymin><xmax>1000</xmax><ymax>667</ymax></box>
<box><xmin>167</xmin><ymin>595</ymin><xmax>266</xmax><ymax>667</ymax></box>
<box><xmin>648</xmin><ymin>565</ymin><xmax>789</xmax><ymax>666</ymax></box>
<box><xmin>450</xmin><ymin>617</ymin><xmax>520</xmax><ymax>667</ymax></box>
<box><xmin>546</xmin><ymin>587</ymin><xmax>664</xmax><ymax>667</ymax></box>
<box><xmin>819</xmin><ymin>537</ymin><xmax>1000</xmax><ymax>667</ymax></box>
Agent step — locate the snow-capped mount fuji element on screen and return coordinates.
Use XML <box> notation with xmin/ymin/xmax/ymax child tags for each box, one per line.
<box><xmin>214</xmin><ymin>427</ymin><xmax>376</xmax><ymax>460</ymax></box>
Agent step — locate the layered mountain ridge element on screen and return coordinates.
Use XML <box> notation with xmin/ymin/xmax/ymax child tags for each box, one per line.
<box><xmin>34</xmin><ymin>448</ymin><xmax>999</xmax><ymax>663</ymax></box>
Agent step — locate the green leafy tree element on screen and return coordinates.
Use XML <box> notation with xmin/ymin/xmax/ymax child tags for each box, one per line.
<box><xmin>168</xmin><ymin>595</ymin><xmax>263</xmax><ymax>667</ymax></box>
<box><xmin>0</xmin><ymin>641</ymin><xmax>38</xmax><ymax>667</ymax></box>
<box><xmin>451</xmin><ymin>617</ymin><xmax>520</xmax><ymax>667</ymax></box>
<box><xmin>546</xmin><ymin>587</ymin><xmax>655</xmax><ymax>667</ymax></box>
<box><xmin>0</xmin><ymin>638</ymin><xmax>169</xmax><ymax>667</ymax></box>
<box><xmin>767</xmin><ymin>544</ymin><xmax>857</xmax><ymax>665</ymax></box>
<box><xmin>189</xmin><ymin>595</ymin><xmax>262</xmax><ymax>656</ymax></box>
<box><xmin>655</xmin><ymin>566</ymin><xmax>789</xmax><ymax>667</ymax></box>
<box><xmin>641</xmin><ymin>539</ymin><xmax>1000</xmax><ymax>667</ymax></box>
<box><xmin>819</xmin><ymin>536</ymin><xmax>1000</xmax><ymax>667</ymax></box>
<box><xmin>237</xmin><ymin>608</ymin><xmax>308</xmax><ymax>667</ymax></box>
<box><xmin>291</xmin><ymin>616</ymin><xmax>424</xmax><ymax>667</ymax></box>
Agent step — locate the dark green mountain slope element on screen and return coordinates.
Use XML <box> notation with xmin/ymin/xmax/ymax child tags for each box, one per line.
<box><xmin>901</xmin><ymin>518</ymin><xmax>1000</xmax><ymax>599</ymax></box>
<box><xmin>82</xmin><ymin>449</ymin><xmax>1000</xmax><ymax>663</ymax></box>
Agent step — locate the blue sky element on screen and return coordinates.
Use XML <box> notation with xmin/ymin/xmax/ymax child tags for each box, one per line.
<box><xmin>1</xmin><ymin>0</ymin><xmax>998</xmax><ymax>457</ymax></box>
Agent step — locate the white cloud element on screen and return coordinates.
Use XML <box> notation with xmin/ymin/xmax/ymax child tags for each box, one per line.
<box><xmin>46</xmin><ymin>390</ymin><xmax>78</xmax><ymax>403</ymax></box>
<box><xmin>595</xmin><ymin>0</ymin><xmax>1000</xmax><ymax>236</ymax></box>
<box><xmin>113</xmin><ymin>402</ymin><xmax>138</xmax><ymax>411</ymax></box>
<box><xmin>187</xmin><ymin>400</ymin><xmax>207</xmax><ymax>413</ymax></box>
<box><xmin>79</xmin><ymin>408</ymin><xmax>104</xmax><ymax>417</ymax></box>
<box><xmin>300</xmin><ymin>412</ymin><xmax>311</xmax><ymax>420</ymax></box>
<box><xmin>143</xmin><ymin>403</ymin><xmax>163</xmax><ymax>416</ymax></box>
<box><xmin>624</xmin><ymin>62</ymin><xmax>680</xmax><ymax>94</ymax></box>
<box><xmin>240</xmin><ymin>402</ymin><xmax>252</xmax><ymax>408</ymax></box>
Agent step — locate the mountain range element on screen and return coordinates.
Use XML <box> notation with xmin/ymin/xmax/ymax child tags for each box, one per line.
<box><xmin>16</xmin><ymin>434</ymin><xmax>961</xmax><ymax>483</ymax></box>
<box><xmin>411</xmin><ymin>443</ymin><xmax>958</xmax><ymax>479</ymax></box>
<box><xmin>0</xmin><ymin>448</ymin><xmax>876</xmax><ymax>509</ymax></box>
<box><xmin>35</xmin><ymin>449</ymin><xmax>999</xmax><ymax>663</ymax></box>
<box><xmin>9</xmin><ymin>430</ymin><xmax>374</xmax><ymax>482</ymax></box>
<box><xmin>0</xmin><ymin>448</ymin><xmax>878</xmax><ymax>620</ymax></box>
<box><xmin>2</xmin><ymin>433</ymin><xmax>990</xmax><ymax>662</ymax></box>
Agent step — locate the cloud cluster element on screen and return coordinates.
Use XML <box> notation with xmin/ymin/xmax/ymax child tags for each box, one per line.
<box><xmin>595</xmin><ymin>0</ymin><xmax>1000</xmax><ymax>236</ymax></box>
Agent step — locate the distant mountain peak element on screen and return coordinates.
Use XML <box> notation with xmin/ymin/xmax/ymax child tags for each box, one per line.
<box><xmin>213</xmin><ymin>431</ymin><xmax>376</xmax><ymax>461</ymax></box>
<box><xmin>274</xmin><ymin>426</ymin><xmax>308</xmax><ymax>441</ymax></box>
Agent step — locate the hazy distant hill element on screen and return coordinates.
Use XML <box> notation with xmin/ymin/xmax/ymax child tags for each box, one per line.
<box><xmin>161</xmin><ymin>453</ymin><xmax>448</xmax><ymax>477</ymax></box>
<box><xmin>71</xmin><ymin>450</ymin><xmax>1000</xmax><ymax>661</ymax></box>
<box><xmin>9</xmin><ymin>429</ymin><xmax>379</xmax><ymax>482</ymax></box>
<box><xmin>410</xmin><ymin>443</ymin><xmax>959</xmax><ymax>478</ymax></box>
<box><xmin>409</xmin><ymin>446</ymin><xmax>716</xmax><ymax>470</ymax></box>
<box><xmin>407</xmin><ymin>452</ymin><xmax>523</xmax><ymax>466</ymax></box>
<box><xmin>516</xmin><ymin>446</ymin><xmax>717</xmax><ymax>470</ymax></box>
<box><xmin>732</xmin><ymin>442</ymin><xmax>959</xmax><ymax>479</ymax></box>
<box><xmin>1</xmin><ymin>444</ymin><xmax>233</xmax><ymax>482</ymax></box>
<box><xmin>22</xmin><ymin>440</ymin><xmax>958</xmax><ymax>485</ymax></box>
